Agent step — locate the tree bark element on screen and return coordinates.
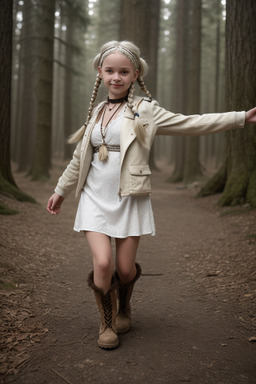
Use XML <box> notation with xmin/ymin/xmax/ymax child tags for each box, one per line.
<box><xmin>120</xmin><ymin>0</ymin><xmax>160</xmax><ymax>97</ymax></box>
<box><xmin>0</xmin><ymin>0</ymin><xmax>35</xmax><ymax>214</ymax></box>
<box><xmin>168</xmin><ymin>0</ymin><xmax>189</xmax><ymax>182</ymax></box>
<box><xmin>63</xmin><ymin>5</ymin><xmax>74</xmax><ymax>160</ymax></box>
<box><xmin>199</xmin><ymin>0</ymin><xmax>256</xmax><ymax>207</ymax></box>
<box><xmin>30</xmin><ymin>0</ymin><xmax>55</xmax><ymax>180</ymax></box>
<box><xmin>183</xmin><ymin>0</ymin><xmax>203</xmax><ymax>184</ymax></box>
<box><xmin>120</xmin><ymin>0</ymin><xmax>160</xmax><ymax>169</ymax></box>
<box><xmin>16</xmin><ymin>0</ymin><xmax>38</xmax><ymax>172</ymax></box>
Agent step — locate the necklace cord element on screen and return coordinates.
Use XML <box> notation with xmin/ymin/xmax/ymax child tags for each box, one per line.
<box><xmin>100</xmin><ymin>101</ymin><xmax>124</xmax><ymax>144</ymax></box>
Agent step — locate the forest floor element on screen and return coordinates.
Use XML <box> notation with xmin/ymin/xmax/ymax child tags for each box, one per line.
<box><xmin>0</xmin><ymin>160</ymin><xmax>256</xmax><ymax>384</ymax></box>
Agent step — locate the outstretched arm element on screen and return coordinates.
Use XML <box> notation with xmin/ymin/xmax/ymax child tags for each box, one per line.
<box><xmin>47</xmin><ymin>193</ymin><xmax>65</xmax><ymax>215</ymax></box>
<box><xmin>245</xmin><ymin>107</ymin><xmax>256</xmax><ymax>124</ymax></box>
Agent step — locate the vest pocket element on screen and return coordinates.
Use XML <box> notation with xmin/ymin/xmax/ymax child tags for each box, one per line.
<box><xmin>129</xmin><ymin>165</ymin><xmax>151</xmax><ymax>194</ymax></box>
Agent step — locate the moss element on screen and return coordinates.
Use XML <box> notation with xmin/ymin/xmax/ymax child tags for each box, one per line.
<box><xmin>0</xmin><ymin>201</ymin><xmax>18</xmax><ymax>215</ymax></box>
<box><xmin>0</xmin><ymin>174</ymin><xmax>37</xmax><ymax>204</ymax></box>
<box><xmin>218</xmin><ymin>170</ymin><xmax>248</xmax><ymax>207</ymax></box>
<box><xmin>246</xmin><ymin>169</ymin><xmax>256</xmax><ymax>208</ymax></box>
<box><xmin>0</xmin><ymin>280</ymin><xmax>17</xmax><ymax>290</ymax></box>
<box><xmin>219</xmin><ymin>207</ymin><xmax>251</xmax><ymax>217</ymax></box>
<box><xmin>244</xmin><ymin>233</ymin><xmax>256</xmax><ymax>240</ymax></box>
<box><xmin>197</xmin><ymin>162</ymin><xmax>227</xmax><ymax>198</ymax></box>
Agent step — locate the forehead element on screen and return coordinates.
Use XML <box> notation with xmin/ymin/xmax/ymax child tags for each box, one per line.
<box><xmin>101</xmin><ymin>52</ymin><xmax>134</xmax><ymax>68</ymax></box>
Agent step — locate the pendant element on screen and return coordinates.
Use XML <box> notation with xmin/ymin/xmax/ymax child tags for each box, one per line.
<box><xmin>99</xmin><ymin>143</ymin><xmax>108</xmax><ymax>162</ymax></box>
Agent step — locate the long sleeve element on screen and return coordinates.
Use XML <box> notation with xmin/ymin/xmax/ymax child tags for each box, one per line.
<box><xmin>149</xmin><ymin>100</ymin><xmax>245</xmax><ymax>136</ymax></box>
<box><xmin>54</xmin><ymin>141</ymin><xmax>82</xmax><ymax>197</ymax></box>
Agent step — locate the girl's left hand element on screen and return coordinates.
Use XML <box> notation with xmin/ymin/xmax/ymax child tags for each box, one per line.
<box><xmin>245</xmin><ymin>107</ymin><xmax>256</xmax><ymax>124</ymax></box>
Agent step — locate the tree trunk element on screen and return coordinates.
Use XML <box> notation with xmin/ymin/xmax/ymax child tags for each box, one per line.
<box><xmin>0</xmin><ymin>0</ymin><xmax>35</xmax><ymax>214</ymax></box>
<box><xmin>16</xmin><ymin>0</ymin><xmax>38</xmax><ymax>172</ymax></box>
<box><xmin>97</xmin><ymin>0</ymin><xmax>121</xmax><ymax>48</ymax></box>
<box><xmin>199</xmin><ymin>0</ymin><xmax>256</xmax><ymax>207</ymax></box>
<box><xmin>183</xmin><ymin>0</ymin><xmax>202</xmax><ymax>184</ymax></box>
<box><xmin>30</xmin><ymin>0</ymin><xmax>55</xmax><ymax>180</ymax></box>
<box><xmin>0</xmin><ymin>0</ymin><xmax>15</xmax><ymax>187</ymax></box>
<box><xmin>63</xmin><ymin>7</ymin><xmax>74</xmax><ymax>160</ymax></box>
<box><xmin>168</xmin><ymin>0</ymin><xmax>189</xmax><ymax>182</ymax></box>
<box><xmin>120</xmin><ymin>0</ymin><xmax>160</xmax><ymax>169</ymax></box>
<box><xmin>120</xmin><ymin>0</ymin><xmax>160</xmax><ymax>97</ymax></box>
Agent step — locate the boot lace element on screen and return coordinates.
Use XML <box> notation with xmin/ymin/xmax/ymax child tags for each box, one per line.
<box><xmin>101</xmin><ymin>292</ymin><xmax>113</xmax><ymax>328</ymax></box>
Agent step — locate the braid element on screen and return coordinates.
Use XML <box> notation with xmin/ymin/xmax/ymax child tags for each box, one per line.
<box><xmin>85</xmin><ymin>74</ymin><xmax>101</xmax><ymax>126</ymax></box>
<box><xmin>137</xmin><ymin>76</ymin><xmax>152</xmax><ymax>99</ymax></box>
<box><xmin>127</xmin><ymin>83</ymin><xmax>146</xmax><ymax>145</ymax></box>
<box><xmin>68</xmin><ymin>41</ymin><xmax>153</xmax><ymax>146</ymax></box>
<box><xmin>68</xmin><ymin>74</ymin><xmax>101</xmax><ymax>144</ymax></box>
<box><xmin>127</xmin><ymin>83</ymin><xmax>135</xmax><ymax>110</ymax></box>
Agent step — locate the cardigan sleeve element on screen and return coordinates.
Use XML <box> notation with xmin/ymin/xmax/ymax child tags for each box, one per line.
<box><xmin>150</xmin><ymin>100</ymin><xmax>245</xmax><ymax>136</ymax></box>
<box><xmin>54</xmin><ymin>140</ymin><xmax>82</xmax><ymax>197</ymax></box>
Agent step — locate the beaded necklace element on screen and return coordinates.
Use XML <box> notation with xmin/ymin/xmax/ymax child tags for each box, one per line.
<box><xmin>99</xmin><ymin>101</ymin><xmax>124</xmax><ymax>162</ymax></box>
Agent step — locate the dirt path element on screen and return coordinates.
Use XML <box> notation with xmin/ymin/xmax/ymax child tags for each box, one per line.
<box><xmin>1</xmin><ymin>163</ymin><xmax>256</xmax><ymax>384</ymax></box>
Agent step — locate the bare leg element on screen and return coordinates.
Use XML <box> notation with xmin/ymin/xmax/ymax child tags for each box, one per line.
<box><xmin>115</xmin><ymin>236</ymin><xmax>140</xmax><ymax>284</ymax></box>
<box><xmin>85</xmin><ymin>231</ymin><xmax>114</xmax><ymax>292</ymax></box>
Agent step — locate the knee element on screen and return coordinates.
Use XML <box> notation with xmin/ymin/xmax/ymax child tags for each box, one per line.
<box><xmin>94</xmin><ymin>256</ymin><xmax>113</xmax><ymax>276</ymax></box>
<box><xmin>116</xmin><ymin>265</ymin><xmax>136</xmax><ymax>284</ymax></box>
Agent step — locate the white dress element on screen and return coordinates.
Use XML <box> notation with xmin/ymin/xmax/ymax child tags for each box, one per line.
<box><xmin>73</xmin><ymin>107</ymin><xmax>155</xmax><ymax>238</ymax></box>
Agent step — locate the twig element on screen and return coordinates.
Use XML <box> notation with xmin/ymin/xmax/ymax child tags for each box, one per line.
<box><xmin>142</xmin><ymin>273</ymin><xmax>163</xmax><ymax>276</ymax></box>
<box><xmin>50</xmin><ymin>333</ymin><xmax>88</xmax><ymax>347</ymax></box>
<box><xmin>51</xmin><ymin>368</ymin><xmax>73</xmax><ymax>384</ymax></box>
<box><xmin>65</xmin><ymin>332</ymin><xmax>88</xmax><ymax>346</ymax></box>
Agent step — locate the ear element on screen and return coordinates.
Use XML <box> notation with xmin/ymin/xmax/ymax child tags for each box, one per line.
<box><xmin>133</xmin><ymin>69</ymin><xmax>139</xmax><ymax>82</ymax></box>
<box><xmin>98</xmin><ymin>66</ymin><xmax>102</xmax><ymax>78</ymax></box>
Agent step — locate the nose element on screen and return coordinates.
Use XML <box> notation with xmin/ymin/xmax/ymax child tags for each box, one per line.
<box><xmin>113</xmin><ymin>72</ymin><xmax>121</xmax><ymax>81</ymax></box>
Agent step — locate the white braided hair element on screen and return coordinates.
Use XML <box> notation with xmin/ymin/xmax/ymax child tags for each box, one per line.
<box><xmin>69</xmin><ymin>41</ymin><xmax>152</xmax><ymax>144</ymax></box>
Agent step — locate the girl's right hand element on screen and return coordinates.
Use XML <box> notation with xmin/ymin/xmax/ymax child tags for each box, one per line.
<box><xmin>47</xmin><ymin>193</ymin><xmax>65</xmax><ymax>215</ymax></box>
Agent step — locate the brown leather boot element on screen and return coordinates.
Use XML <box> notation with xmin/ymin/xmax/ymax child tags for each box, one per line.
<box><xmin>88</xmin><ymin>271</ymin><xmax>119</xmax><ymax>349</ymax></box>
<box><xmin>114</xmin><ymin>263</ymin><xmax>142</xmax><ymax>334</ymax></box>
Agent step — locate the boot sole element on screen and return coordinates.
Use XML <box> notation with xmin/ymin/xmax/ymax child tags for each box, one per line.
<box><xmin>98</xmin><ymin>341</ymin><xmax>119</xmax><ymax>349</ymax></box>
<box><xmin>117</xmin><ymin>325</ymin><xmax>131</xmax><ymax>335</ymax></box>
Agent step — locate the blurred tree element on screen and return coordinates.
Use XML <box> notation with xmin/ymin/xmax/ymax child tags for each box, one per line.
<box><xmin>199</xmin><ymin>0</ymin><xmax>256</xmax><ymax>207</ymax></box>
<box><xmin>120</xmin><ymin>0</ymin><xmax>160</xmax><ymax>98</ymax></box>
<box><xmin>62</xmin><ymin>0</ymin><xmax>88</xmax><ymax>159</ymax></box>
<box><xmin>97</xmin><ymin>0</ymin><xmax>121</xmax><ymax>48</ymax></box>
<box><xmin>62</xmin><ymin>1</ymin><xmax>75</xmax><ymax>160</ymax></box>
<box><xmin>52</xmin><ymin>0</ymin><xmax>88</xmax><ymax>160</ymax></box>
<box><xmin>167</xmin><ymin>0</ymin><xmax>189</xmax><ymax>182</ymax></box>
<box><xmin>183</xmin><ymin>0</ymin><xmax>203</xmax><ymax>184</ymax></box>
<box><xmin>52</xmin><ymin>2</ymin><xmax>66</xmax><ymax>157</ymax></box>
<box><xmin>200</xmin><ymin>0</ymin><xmax>226</xmax><ymax>171</ymax></box>
<box><xmin>30</xmin><ymin>0</ymin><xmax>55</xmax><ymax>180</ymax></box>
<box><xmin>0</xmin><ymin>0</ymin><xmax>35</xmax><ymax>214</ymax></box>
<box><xmin>120</xmin><ymin>0</ymin><xmax>161</xmax><ymax>169</ymax></box>
<box><xmin>14</xmin><ymin>0</ymin><xmax>38</xmax><ymax>172</ymax></box>
<box><xmin>155</xmin><ymin>0</ymin><xmax>176</xmax><ymax>164</ymax></box>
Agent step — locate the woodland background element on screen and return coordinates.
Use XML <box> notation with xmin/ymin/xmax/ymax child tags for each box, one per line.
<box><xmin>1</xmin><ymin>0</ymin><xmax>256</xmax><ymax>214</ymax></box>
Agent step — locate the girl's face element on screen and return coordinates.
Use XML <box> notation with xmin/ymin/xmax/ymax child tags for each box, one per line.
<box><xmin>98</xmin><ymin>52</ymin><xmax>139</xmax><ymax>99</ymax></box>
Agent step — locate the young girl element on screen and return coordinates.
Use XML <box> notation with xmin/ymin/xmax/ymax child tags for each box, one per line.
<box><xmin>47</xmin><ymin>40</ymin><xmax>256</xmax><ymax>350</ymax></box>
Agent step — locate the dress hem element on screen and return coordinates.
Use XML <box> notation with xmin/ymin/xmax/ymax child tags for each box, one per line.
<box><xmin>73</xmin><ymin>227</ymin><xmax>156</xmax><ymax>238</ymax></box>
